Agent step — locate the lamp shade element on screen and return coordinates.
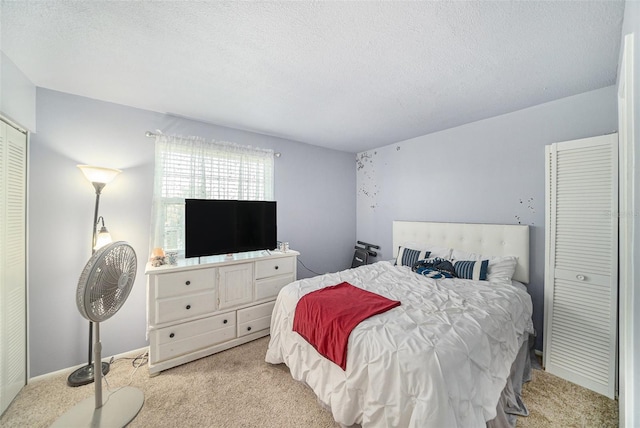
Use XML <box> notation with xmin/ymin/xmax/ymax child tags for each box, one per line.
<box><xmin>77</xmin><ymin>165</ymin><xmax>121</xmax><ymax>184</ymax></box>
<box><xmin>94</xmin><ymin>226</ymin><xmax>113</xmax><ymax>250</ymax></box>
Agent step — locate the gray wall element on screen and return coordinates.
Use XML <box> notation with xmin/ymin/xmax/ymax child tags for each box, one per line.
<box><xmin>0</xmin><ymin>51</ymin><xmax>36</xmax><ymax>131</ymax></box>
<box><xmin>356</xmin><ymin>85</ymin><xmax>618</xmax><ymax>351</ymax></box>
<box><xmin>29</xmin><ymin>88</ymin><xmax>356</xmax><ymax>377</ymax></box>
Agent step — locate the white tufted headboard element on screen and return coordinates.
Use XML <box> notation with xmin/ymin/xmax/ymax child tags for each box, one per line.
<box><xmin>392</xmin><ymin>221</ymin><xmax>530</xmax><ymax>284</ymax></box>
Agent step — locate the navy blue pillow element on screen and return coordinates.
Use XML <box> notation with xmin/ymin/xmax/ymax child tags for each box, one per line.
<box><xmin>412</xmin><ymin>258</ymin><xmax>457</xmax><ymax>279</ymax></box>
<box><xmin>414</xmin><ymin>266</ymin><xmax>456</xmax><ymax>279</ymax></box>
<box><xmin>396</xmin><ymin>247</ymin><xmax>430</xmax><ymax>267</ymax></box>
<box><xmin>454</xmin><ymin>260</ymin><xmax>489</xmax><ymax>281</ymax></box>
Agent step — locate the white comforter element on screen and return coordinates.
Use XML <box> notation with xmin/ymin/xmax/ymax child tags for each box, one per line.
<box><xmin>265</xmin><ymin>261</ymin><xmax>534</xmax><ymax>428</ymax></box>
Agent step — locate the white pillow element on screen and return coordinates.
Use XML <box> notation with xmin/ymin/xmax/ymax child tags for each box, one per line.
<box><xmin>451</xmin><ymin>249</ymin><xmax>518</xmax><ymax>282</ymax></box>
<box><xmin>429</xmin><ymin>247</ymin><xmax>453</xmax><ymax>260</ymax></box>
<box><xmin>450</xmin><ymin>249</ymin><xmax>480</xmax><ymax>261</ymax></box>
<box><xmin>400</xmin><ymin>242</ymin><xmax>452</xmax><ymax>260</ymax></box>
<box><xmin>487</xmin><ymin>256</ymin><xmax>518</xmax><ymax>282</ymax></box>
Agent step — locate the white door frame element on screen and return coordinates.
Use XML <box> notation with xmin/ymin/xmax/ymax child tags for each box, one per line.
<box><xmin>617</xmin><ymin>32</ymin><xmax>635</xmax><ymax>428</ymax></box>
<box><xmin>0</xmin><ymin>116</ymin><xmax>28</xmax><ymax>416</ymax></box>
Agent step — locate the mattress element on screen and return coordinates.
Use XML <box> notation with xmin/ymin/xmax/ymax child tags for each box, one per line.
<box><xmin>265</xmin><ymin>261</ymin><xmax>534</xmax><ymax>427</ymax></box>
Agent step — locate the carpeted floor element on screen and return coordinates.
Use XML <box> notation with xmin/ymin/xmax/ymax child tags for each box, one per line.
<box><xmin>517</xmin><ymin>363</ymin><xmax>618</xmax><ymax>428</ymax></box>
<box><xmin>1</xmin><ymin>337</ymin><xmax>618</xmax><ymax>427</ymax></box>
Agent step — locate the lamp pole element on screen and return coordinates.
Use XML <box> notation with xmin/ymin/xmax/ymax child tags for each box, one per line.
<box><xmin>67</xmin><ymin>165</ymin><xmax>120</xmax><ymax>387</ymax></box>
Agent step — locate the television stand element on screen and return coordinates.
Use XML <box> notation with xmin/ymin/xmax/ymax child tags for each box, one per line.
<box><xmin>145</xmin><ymin>249</ymin><xmax>299</xmax><ymax>375</ymax></box>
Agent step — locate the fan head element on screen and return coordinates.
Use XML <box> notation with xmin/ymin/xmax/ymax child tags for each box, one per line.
<box><xmin>77</xmin><ymin>241</ymin><xmax>137</xmax><ymax>323</ymax></box>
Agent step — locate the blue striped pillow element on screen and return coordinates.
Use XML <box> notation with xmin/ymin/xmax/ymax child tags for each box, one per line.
<box><xmin>454</xmin><ymin>260</ymin><xmax>489</xmax><ymax>281</ymax></box>
<box><xmin>395</xmin><ymin>247</ymin><xmax>430</xmax><ymax>267</ymax></box>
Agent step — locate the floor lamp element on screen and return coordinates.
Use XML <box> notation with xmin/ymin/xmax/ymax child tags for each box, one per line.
<box><xmin>67</xmin><ymin>164</ymin><xmax>122</xmax><ymax>387</ymax></box>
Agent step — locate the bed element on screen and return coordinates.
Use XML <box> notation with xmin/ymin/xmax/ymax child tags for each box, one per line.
<box><xmin>265</xmin><ymin>221</ymin><xmax>534</xmax><ymax>427</ymax></box>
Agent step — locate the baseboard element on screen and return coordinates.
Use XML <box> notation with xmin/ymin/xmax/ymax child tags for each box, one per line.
<box><xmin>28</xmin><ymin>346</ymin><xmax>149</xmax><ymax>384</ymax></box>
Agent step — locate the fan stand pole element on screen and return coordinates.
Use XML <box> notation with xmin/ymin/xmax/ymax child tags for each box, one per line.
<box><xmin>94</xmin><ymin>322</ymin><xmax>103</xmax><ymax>409</ymax></box>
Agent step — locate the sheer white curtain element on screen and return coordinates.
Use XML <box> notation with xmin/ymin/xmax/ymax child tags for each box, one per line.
<box><xmin>150</xmin><ymin>134</ymin><xmax>274</xmax><ymax>255</ymax></box>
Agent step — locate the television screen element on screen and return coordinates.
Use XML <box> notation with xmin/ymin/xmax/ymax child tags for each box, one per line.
<box><xmin>185</xmin><ymin>199</ymin><xmax>277</xmax><ymax>258</ymax></box>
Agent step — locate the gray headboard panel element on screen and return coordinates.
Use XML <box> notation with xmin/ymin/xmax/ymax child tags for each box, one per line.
<box><xmin>392</xmin><ymin>221</ymin><xmax>530</xmax><ymax>284</ymax></box>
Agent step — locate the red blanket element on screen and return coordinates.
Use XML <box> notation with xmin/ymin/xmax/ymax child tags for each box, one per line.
<box><xmin>293</xmin><ymin>282</ymin><xmax>401</xmax><ymax>370</ymax></box>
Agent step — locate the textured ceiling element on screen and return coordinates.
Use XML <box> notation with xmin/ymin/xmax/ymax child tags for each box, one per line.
<box><xmin>1</xmin><ymin>1</ymin><xmax>625</xmax><ymax>153</ymax></box>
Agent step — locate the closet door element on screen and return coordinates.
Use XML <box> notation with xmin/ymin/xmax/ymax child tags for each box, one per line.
<box><xmin>0</xmin><ymin>120</ymin><xmax>27</xmax><ymax>415</ymax></box>
<box><xmin>544</xmin><ymin>133</ymin><xmax>618</xmax><ymax>399</ymax></box>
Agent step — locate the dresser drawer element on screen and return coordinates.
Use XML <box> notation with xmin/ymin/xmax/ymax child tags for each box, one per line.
<box><xmin>154</xmin><ymin>268</ymin><xmax>215</xmax><ymax>299</ymax></box>
<box><xmin>237</xmin><ymin>301</ymin><xmax>275</xmax><ymax>337</ymax></box>
<box><xmin>155</xmin><ymin>291</ymin><xmax>216</xmax><ymax>325</ymax></box>
<box><xmin>255</xmin><ymin>257</ymin><xmax>294</xmax><ymax>279</ymax></box>
<box><xmin>255</xmin><ymin>274</ymin><xmax>294</xmax><ymax>300</ymax></box>
<box><xmin>151</xmin><ymin>312</ymin><xmax>237</xmax><ymax>363</ymax></box>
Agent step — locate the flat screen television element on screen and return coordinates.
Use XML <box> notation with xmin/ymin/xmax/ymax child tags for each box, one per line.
<box><xmin>185</xmin><ymin>199</ymin><xmax>277</xmax><ymax>258</ymax></box>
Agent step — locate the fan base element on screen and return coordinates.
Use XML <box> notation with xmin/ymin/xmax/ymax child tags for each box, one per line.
<box><xmin>51</xmin><ymin>386</ymin><xmax>144</xmax><ymax>428</ymax></box>
<box><xmin>67</xmin><ymin>362</ymin><xmax>110</xmax><ymax>387</ymax></box>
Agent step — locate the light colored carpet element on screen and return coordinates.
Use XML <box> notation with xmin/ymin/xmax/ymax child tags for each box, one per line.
<box><xmin>518</xmin><ymin>363</ymin><xmax>618</xmax><ymax>428</ymax></box>
<box><xmin>1</xmin><ymin>337</ymin><xmax>618</xmax><ymax>427</ymax></box>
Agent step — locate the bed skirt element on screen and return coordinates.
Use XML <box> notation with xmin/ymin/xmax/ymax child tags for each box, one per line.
<box><xmin>488</xmin><ymin>333</ymin><xmax>532</xmax><ymax>428</ymax></box>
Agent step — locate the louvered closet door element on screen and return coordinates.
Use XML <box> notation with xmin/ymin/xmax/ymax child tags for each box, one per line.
<box><xmin>543</xmin><ymin>133</ymin><xmax>618</xmax><ymax>399</ymax></box>
<box><xmin>0</xmin><ymin>120</ymin><xmax>27</xmax><ymax>415</ymax></box>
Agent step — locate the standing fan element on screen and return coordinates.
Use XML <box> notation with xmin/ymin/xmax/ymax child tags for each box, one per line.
<box><xmin>53</xmin><ymin>241</ymin><xmax>144</xmax><ymax>427</ymax></box>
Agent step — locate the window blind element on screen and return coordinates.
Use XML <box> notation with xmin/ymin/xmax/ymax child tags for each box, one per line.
<box><xmin>151</xmin><ymin>135</ymin><xmax>274</xmax><ymax>255</ymax></box>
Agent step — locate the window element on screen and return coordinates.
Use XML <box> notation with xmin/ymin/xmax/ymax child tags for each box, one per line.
<box><xmin>150</xmin><ymin>135</ymin><xmax>274</xmax><ymax>255</ymax></box>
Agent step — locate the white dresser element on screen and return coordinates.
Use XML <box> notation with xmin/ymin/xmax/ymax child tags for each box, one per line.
<box><xmin>145</xmin><ymin>250</ymin><xmax>298</xmax><ymax>374</ymax></box>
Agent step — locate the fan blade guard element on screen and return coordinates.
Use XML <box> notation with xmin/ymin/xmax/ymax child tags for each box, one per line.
<box><xmin>76</xmin><ymin>241</ymin><xmax>137</xmax><ymax>323</ymax></box>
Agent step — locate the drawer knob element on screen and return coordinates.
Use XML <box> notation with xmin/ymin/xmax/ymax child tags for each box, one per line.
<box><xmin>576</xmin><ymin>274</ymin><xmax>586</xmax><ymax>281</ymax></box>
<box><xmin>185</xmin><ymin>280</ymin><xmax>191</xmax><ymax>285</ymax></box>
<box><xmin>169</xmin><ymin>333</ymin><xmax>175</xmax><ymax>338</ymax></box>
<box><xmin>223</xmin><ymin>319</ymin><xmax>228</xmax><ymax>324</ymax></box>
<box><xmin>247</xmin><ymin>326</ymin><xmax>252</xmax><ymax>331</ymax></box>
<box><xmin>274</xmin><ymin>266</ymin><xmax>279</xmax><ymax>270</ymax></box>
<box><xmin>186</xmin><ymin>304</ymin><xmax>191</xmax><ymax>310</ymax></box>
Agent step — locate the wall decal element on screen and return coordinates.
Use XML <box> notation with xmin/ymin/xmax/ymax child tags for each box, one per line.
<box><xmin>516</xmin><ymin>197</ymin><xmax>536</xmax><ymax>225</ymax></box>
<box><xmin>357</xmin><ymin>151</ymin><xmax>379</xmax><ymax>210</ymax></box>
<box><xmin>356</xmin><ymin>152</ymin><xmax>371</xmax><ymax>170</ymax></box>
